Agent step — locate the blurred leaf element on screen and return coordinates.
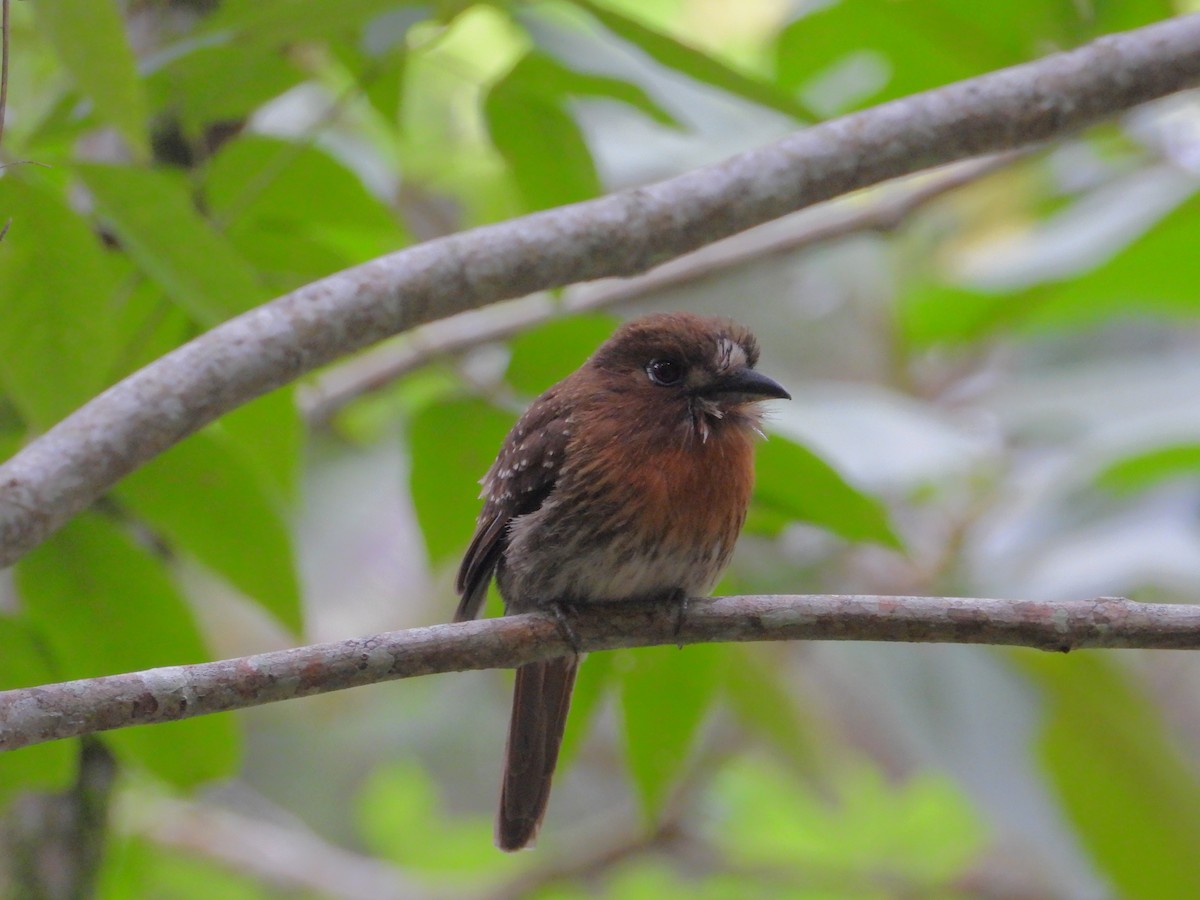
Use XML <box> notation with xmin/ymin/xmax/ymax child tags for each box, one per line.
<box><xmin>351</xmin><ymin>39</ymin><xmax>411</xmax><ymax>129</ymax></box>
<box><xmin>16</xmin><ymin>513</ymin><xmax>239</xmax><ymax>786</ymax></box>
<box><xmin>1019</xmin><ymin>191</ymin><xmax>1200</xmax><ymax>332</ymax></box>
<box><xmin>205</xmin><ymin>135</ymin><xmax>409</xmax><ymax>280</ymax></box>
<box><xmin>1016</xmin><ymin>651</ymin><xmax>1200</xmax><ymax>899</ymax></box>
<box><xmin>333</xmin><ymin>364</ymin><xmax>461</xmax><ymax>446</ymax></box>
<box><xmin>356</xmin><ymin>761</ymin><xmax>508</xmax><ymax>874</ymax></box>
<box><xmin>619</xmin><ymin>643</ymin><xmax>726</xmax><ymax>818</ymax></box>
<box><xmin>99</xmin><ymin>834</ymin><xmax>275</xmax><ymax>900</ymax></box>
<box><xmin>501</xmin><ymin>50</ymin><xmax>680</xmax><ymax>128</ymax></box>
<box><xmin>113</xmin><ymin>431</ymin><xmax>303</xmax><ymax>634</ymax></box>
<box><xmin>899</xmin><ymin>282</ymin><xmax>1009</xmax><ymax>347</ymax></box>
<box><xmin>1089</xmin><ymin>0</ymin><xmax>1178</xmax><ymax>34</ymax></box>
<box><xmin>558</xmin><ymin>650</ymin><xmax>617</xmax><ymax>770</ymax></box>
<box><xmin>776</xmin><ymin>1</ymin><xmax>1173</xmax><ymax>116</ymax></box>
<box><xmin>753</xmin><ymin>437</ymin><xmax>901</xmax><ymax>549</ymax></box>
<box><xmin>203</xmin><ymin>0</ymin><xmax>407</xmax><ymax>45</ymax></box>
<box><xmin>902</xmin><ymin>189</ymin><xmax>1200</xmax><ymax>345</ymax></box>
<box><xmin>78</xmin><ymin>164</ymin><xmax>268</xmax><ymax>325</ymax></box>
<box><xmin>1096</xmin><ymin>443</ymin><xmax>1200</xmax><ymax>495</ymax></box>
<box><xmin>215</xmin><ymin>386</ymin><xmax>304</xmax><ymax>503</ymax></box>
<box><xmin>409</xmin><ymin>398</ymin><xmax>515</xmax><ymax>566</ymax></box>
<box><xmin>779</xmin><ymin>6</ymin><xmax>974</xmax><ymax>115</ymax></box>
<box><xmin>33</xmin><ymin>0</ymin><xmax>149</xmax><ymax>158</ymax></box>
<box><xmin>106</xmin><ymin>282</ymin><xmax>194</xmax><ymax>384</ymax></box>
<box><xmin>776</xmin><ymin>0</ymin><xmax>1069</xmax><ymax>106</ymax></box>
<box><xmin>0</xmin><ymin>176</ymin><xmax>120</xmax><ymax>427</ymax></box>
<box><xmin>485</xmin><ymin>59</ymin><xmax>601</xmax><ymax>212</ymax></box>
<box><xmin>723</xmin><ymin>645</ymin><xmax>823</xmax><ymax>772</ymax></box>
<box><xmin>146</xmin><ymin>42</ymin><xmax>302</xmax><ymax>134</ymax></box>
<box><xmin>719</xmin><ymin>756</ymin><xmax>983</xmax><ymax>885</ymax></box>
<box><xmin>0</xmin><ymin>430</ymin><xmax>23</xmax><ymax>465</ymax></box>
<box><xmin>485</xmin><ymin>48</ymin><xmax>682</xmax><ymax>212</ymax></box>
<box><xmin>0</xmin><ymin>616</ymin><xmax>77</xmax><ymax>808</ymax></box>
<box><xmin>573</xmin><ymin>0</ymin><xmax>813</xmax><ymax>121</ymax></box>
<box><xmin>505</xmin><ymin>314</ymin><xmax>619</xmax><ymax>396</ymax></box>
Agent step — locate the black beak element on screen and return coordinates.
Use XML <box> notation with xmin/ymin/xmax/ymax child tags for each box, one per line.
<box><xmin>707</xmin><ymin>367</ymin><xmax>791</xmax><ymax>402</ymax></box>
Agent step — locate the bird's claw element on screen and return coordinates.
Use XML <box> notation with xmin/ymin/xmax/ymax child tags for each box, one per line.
<box><xmin>545</xmin><ymin>601</ymin><xmax>583</xmax><ymax>656</ymax></box>
<box><xmin>671</xmin><ymin>590</ymin><xmax>689</xmax><ymax>648</ymax></box>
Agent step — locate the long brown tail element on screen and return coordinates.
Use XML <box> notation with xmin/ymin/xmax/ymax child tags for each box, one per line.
<box><xmin>496</xmin><ymin>655</ymin><xmax>579</xmax><ymax>851</ymax></box>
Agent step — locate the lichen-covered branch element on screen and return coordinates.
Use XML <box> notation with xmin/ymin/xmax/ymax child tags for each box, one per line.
<box><xmin>303</xmin><ymin>152</ymin><xmax>1024</xmax><ymax>424</ymax></box>
<box><xmin>3</xmin><ymin>594</ymin><xmax>1198</xmax><ymax>752</ymax></box>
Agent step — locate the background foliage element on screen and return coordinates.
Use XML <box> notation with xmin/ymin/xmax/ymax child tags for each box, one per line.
<box><xmin>2</xmin><ymin>0</ymin><xmax>1200</xmax><ymax>897</ymax></box>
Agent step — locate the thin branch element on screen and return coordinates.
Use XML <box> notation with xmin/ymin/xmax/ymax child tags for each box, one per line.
<box><xmin>5</xmin><ymin>740</ymin><xmax>116</xmax><ymax>898</ymax></box>
<box><xmin>3</xmin><ymin>594</ymin><xmax>1199</xmax><ymax>752</ymax></box>
<box><xmin>3</xmin><ymin>15</ymin><xmax>1200</xmax><ymax>567</ymax></box>
<box><xmin>127</xmin><ymin>795</ymin><xmax>422</xmax><ymax>900</ymax></box>
<box><xmin>302</xmin><ymin>151</ymin><xmax>1026</xmax><ymax>424</ymax></box>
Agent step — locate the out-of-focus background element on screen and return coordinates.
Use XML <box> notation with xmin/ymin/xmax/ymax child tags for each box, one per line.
<box><xmin>3</xmin><ymin>1</ymin><xmax>1200</xmax><ymax>897</ymax></box>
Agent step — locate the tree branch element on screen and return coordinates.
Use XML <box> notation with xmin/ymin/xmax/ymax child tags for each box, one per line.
<box><xmin>2</xmin><ymin>594</ymin><xmax>1199</xmax><ymax>752</ymax></box>
<box><xmin>302</xmin><ymin>151</ymin><xmax>1026</xmax><ymax>425</ymax></box>
<box><xmin>2</xmin><ymin>15</ymin><xmax>1200</xmax><ymax>566</ymax></box>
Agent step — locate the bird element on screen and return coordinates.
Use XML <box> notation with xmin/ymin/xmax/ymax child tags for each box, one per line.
<box><xmin>454</xmin><ymin>311</ymin><xmax>790</xmax><ymax>851</ymax></box>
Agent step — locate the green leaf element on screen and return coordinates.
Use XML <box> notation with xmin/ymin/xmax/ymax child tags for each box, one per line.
<box><xmin>484</xmin><ymin>48</ymin><xmax>681</xmax><ymax>213</ymax></box>
<box><xmin>0</xmin><ymin>175</ymin><xmax>120</xmax><ymax>427</ymax></box>
<box><xmin>0</xmin><ymin>616</ymin><xmax>77</xmax><ymax>808</ymax></box>
<box><xmin>1017</xmin><ymin>192</ymin><xmax>1200</xmax><ymax>333</ymax></box>
<box><xmin>500</xmin><ymin>51</ymin><xmax>679</xmax><ymax>128</ymax></box>
<box><xmin>33</xmin><ymin>0</ymin><xmax>150</xmax><ymax>159</ymax></box>
<box><xmin>723</xmin><ymin>645</ymin><xmax>823</xmax><ymax>772</ymax></box>
<box><xmin>505</xmin><ymin>314</ymin><xmax>619</xmax><ymax>396</ymax></box>
<box><xmin>619</xmin><ymin>643</ymin><xmax>726</xmax><ymax>818</ymax></box>
<box><xmin>15</xmin><ymin>513</ymin><xmax>240</xmax><ymax>786</ymax></box>
<box><xmin>356</xmin><ymin>761</ymin><xmax>507</xmax><ymax>875</ymax></box>
<box><xmin>898</xmin><ymin>282</ymin><xmax>1011</xmax><ymax>347</ymax></box>
<box><xmin>205</xmin><ymin>135</ymin><xmax>409</xmax><ymax>280</ymax></box>
<box><xmin>902</xmin><ymin>187</ymin><xmax>1200</xmax><ymax>346</ymax></box>
<box><xmin>1014</xmin><ymin>651</ymin><xmax>1200</xmax><ymax>899</ymax></box>
<box><xmin>719</xmin><ymin>756</ymin><xmax>983</xmax><ymax>884</ymax></box>
<box><xmin>408</xmin><ymin>398</ymin><xmax>516</xmax><ymax>566</ymax></box>
<box><xmin>0</xmin><ymin>429</ymin><xmax>23</xmax><ymax>466</ymax></box>
<box><xmin>572</xmin><ymin>0</ymin><xmax>813</xmax><ymax>121</ymax></box>
<box><xmin>772</xmin><ymin>0</ymin><xmax>1154</xmax><ymax>115</ymax></box>
<box><xmin>78</xmin><ymin>164</ymin><xmax>268</xmax><ymax>325</ymax></box>
<box><xmin>215</xmin><ymin>386</ymin><xmax>304</xmax><ymax>504</ymax></box>
<box><xmin>1096</xmin><ymin>444</ymin><xmax>1200</xmax><ymax>495</ymax></box>
<box><xmin>203</xmin><ymin>0</ymin><xmax>407</xmax><ymax>46</ymax></box>
<box><xmin>113</xmin><ymin>431</ymin><xmax>303</xmax><ymax>634</ymax></box>
<box><xmin>145</xmin><ymin>42</ymin><xmax>303</xmax><ymax>134</ymax></box>
<box><xmin>99</xmin><ymin>834</ymin><xmax>278</xmax><ymax>900</ymax></box>
<box><xmin>485</xmin><ymin>63</ymin><xmax>602</xmax><ymax>212</ymax></box>
<box><xmin>558</xmin><ymin>650</ymin><xmax>616</xmax><ymax>770</ymax></box>
<box><xmin>105</xmin><ymin>281</ymin><xmax>194</xmax><ymax>384</ymax></box>
<box><xmin>753</xmin><ymin>437</ymin><xmax>901</xmax><ymax>549</ymax></box>
<box><xmin>1088</xmin><ymin>0</ymin><xmax>1178</xmax><ymax>35</ymax></box>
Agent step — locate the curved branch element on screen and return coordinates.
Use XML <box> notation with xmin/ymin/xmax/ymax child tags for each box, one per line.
<box><xmin>2</xmin><ymin>594</ymin><xmax>1199</xmax><ymax>752</ymax></box>
<box><xmin>302</xmin><ymin>152</ymin><xmax>1026</xmax><ymax>424</ymax></box>
<box><xmin>2</xmin><ymin>15</ymin><xmax>1199</xmax><ymax>567</ymax></box>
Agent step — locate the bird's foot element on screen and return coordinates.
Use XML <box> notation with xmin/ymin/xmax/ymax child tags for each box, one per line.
<box><xmin>543</xmin><ymin>600</ymin><xmax>583</xmax><ymax>656</ymax></box>
<box><xmin>669</xmin><ymin>589</ymin><xmax>689</xmax><ymax>647</ymax></box>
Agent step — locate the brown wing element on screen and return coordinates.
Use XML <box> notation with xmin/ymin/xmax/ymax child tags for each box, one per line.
<box><xmin>454</xmin><ymin>386</ymin><xmax>571</xmax><ymax>622</ymax></box>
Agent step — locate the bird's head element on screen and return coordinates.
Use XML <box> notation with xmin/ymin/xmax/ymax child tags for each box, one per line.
<box><xmin>585</xmin><ymin>312</ymin><xmax>790</xmax><ymax>441</ymax></box>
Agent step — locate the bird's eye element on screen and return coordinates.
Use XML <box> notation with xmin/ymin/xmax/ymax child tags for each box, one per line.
<box><xmin>646</xmin><ymin>358</ymin><xmax>684</xmax><ymax>386</ymax></box>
